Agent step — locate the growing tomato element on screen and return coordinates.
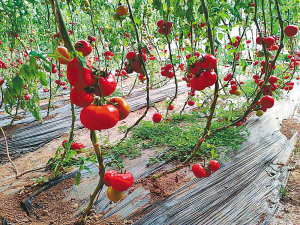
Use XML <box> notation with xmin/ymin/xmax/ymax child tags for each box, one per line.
<box><xmin>103</xmin><ymin>170</ymin><xmax>117</xmax><ymax>187</ymax></box>
<box><xmin>109</xmin><ymin>97</ymin><xmax>130</xmax><ymax>120</ymax></box>
<box><xmin>207</xmin><ymin>160</ymin><xmax>220</xmax><ymax>172</ymax></box>
<box><xmin>284</xmin><ymin>25</ymin><xmax>298</xmax><ymax>37</ymax></box>
<box><xmin>116</xmin><ymin>5</ymin><xmax>128</xmax><ymax>16</ymax></box>
<box><xmin>93</xmin><ymin>73</ymin><xmax>116</xmax><ymax>97</ymax></box>
<box><xmin>57</xmin><ymin>46</ymin><xmax>70</xmax><ymax>64</ymax></box>
<box><xmin>67</xmin><ymin>58</ymin><xmax>92</xmax><ymax>90</ymax></box>
<box><xmin>75</xmin><ymin>40</ymin><xmax>92</xmax><ymax>56</ymax></box>
<box><xmin>110</xmin><ymin>171</ymin><xmax>134</xmax><ymax>192</ymax></box>
<box><xmin>188</xmin><ymin>100</ymin><xmax>195</xmax><ymax>106</ymax></box>
<box><xmin>107</xmin><ymin>186</ymin><xmax>123</xmax><ymax>202</ymax></box>
<box><xmin>152</xmin><ymin>113</ymin><xmax>162</xmax><ymax>123</ymax></box>
<box><xmin>198</xmin><ymin>54</ymin><xmax>217</xmax><ymax>70</ymax></box>
<box><xmin>80</xmin><ymin>104</ymin><xmax>119</xmax><ymax>130</ymax></box>
<box><xmin>71</xmin><ymin>142</ymin><xmax>84</xmax><ymax>150</ymax></box>
<box><xmin>70</xmin><ymin>87</ymin><xmax>94</xmax><ymax>107</ymax></box>
<box><xmin>192</xmin><ymin>163</ymin><xmax>206</xmax><ymax>178</ymax></box>
<box><xmin>261</xmin><ymin>95</ymin><xmax>274</xmax><ymax>108</ymax></box>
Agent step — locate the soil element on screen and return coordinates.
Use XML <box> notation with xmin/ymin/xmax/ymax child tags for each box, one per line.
<box><xmin>269</xmin><ymin>117</ymin><xmax>300</xmax><ymax>225</ymax></box>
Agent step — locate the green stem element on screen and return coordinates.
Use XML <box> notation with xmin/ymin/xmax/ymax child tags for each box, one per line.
<box><xmin>81</xmin><ymin>129</ymin><xmax>105</xmax><ymax>223</ymax></box>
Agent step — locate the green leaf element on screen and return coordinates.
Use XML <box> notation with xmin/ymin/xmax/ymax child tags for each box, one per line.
<box><xmin>75</xmin><ymin>172</ymin><xmax>81</xmax><ymax>186</ymax></box>
<box><xmin>241</xmin><ymin>59</ymin><xmax>247</xmax><ymax>72</ymax></box>
<box><xmin>37</xmin><ymin>71</ymin><xmax>48</xmax><ymax>86</ymax></box>
<box><xmin>12</xmin><ymin>76</ymin><xmax>24</xmax><ymax>93</ymax></box>
<box><xmin>19</xmin><ymin>65</ymin><xmax>33</xmax><ymax>81</ymax></box>
<box><xmin>185</xmin><ymin>46</ymin><xmax>192</xmax><ymax>52</ymax></box>
<box><xmin>218</xmin><ymin>33</ymin><xmax>223</xmax><ymax>41</ymax></box>
<box><xmin>186</xmin><ymin>0</ymin><xmax>194</xmax><ymax>22</ymax></box>
<box><xmin>231</xmin><ymin>37</ymin><xmax>236</xmax><ymax>43</ymax></box>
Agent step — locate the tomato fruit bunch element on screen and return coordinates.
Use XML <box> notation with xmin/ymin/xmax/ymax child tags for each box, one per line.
<box><xmin>160</xmin><ymin>64</ymin><xmax>174</xmax><ymax>78</ymax></box>
<box><xmin>104</xmin><ymin>170</ymin><xmax>134</xmax><ymax>202</ymax></box>
<box><xmin>157</xmin><ymin>20</ymin><xmax>172</xmax><ymax>35</ymax></box>
<box><xmin>192</xmin><ymin>160</ymin><xmax>220</xmax><ymax>178</ymax></box>
<box><xmin>124</xmin><ymin>51</ymin><xmax>147</xmax><ymax>74</ymax></box>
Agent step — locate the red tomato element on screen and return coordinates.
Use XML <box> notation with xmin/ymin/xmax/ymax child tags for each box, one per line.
<box><xmin>188</xmin><ymin>100</ymin><xmax>195</xmax><ymax>106</ymax></box>
<box><xmin>261</xmin><ymin>95</ymin><xmax>274</xmax><ymax>108</ymax></box>
<box><xmin>93</xmin><ymin>73</ymin><xmax>116</xmax><ymax>97</ymax></box>
<box><xmin>110</xmin><ymin>171</ymin><xmax>134</xmax><ymax>192</ymax></box>
<box><xmin>74</xmin><ymin>40</ymin><xmax>92</xmax><ymax>56</ymax></box>
<box><xmin>67</xmin><ymin>58</ymin><xmax>92</xmax><ymax>90</ymax></box>
<box><xmin>126</xmin><ymin>51</ymin><xmax>136</xmax><ymax>60</ymax></box>
<box><xmin>70</xmin><ymin>87</ymin><xmax>94</xmax><ymax>107</ymax></box>
<box><xmin>152</xmin><ymin>113</ymin><xmax>162</xmax><ymax>123</ymax></box>
<box><xmin>207</xmin><ymin>160</ymin><xmax>220</xmax><ymax>172</ymax></box>
<box><xmin>109</xmin><ymin>97</ymin><xmax>130</xmax><ymax>120</ymax></box>
<box><xmin>284</xmin><ymin>25</ymin><xmax>298</xmax><ymax>37</ymax></box>
<box><xmin>168</xmin><ymin>105</ymin><xmax>174</xmax><ymax>110</ymax></box>
<box><xmin>80</xmin><ymin>104</ymin><xmax>119</xmax><ymax>130</ymax></box>
<box><xmin>198</xmin><ymin>54</ymin><xmax>217</xmax><ymax>70</ymax></box>
<box><xmin>71</xmin><ymin>142</ymin><xmax>84</xmax><ymax>150</ymax></box>
<box><xmin>192</xmin><ymin>163</ymin><xmax>206</xmax><ymax>178</ymax></box>
<box><xmin>200</xmin><ymin>71</ymin><xmax>217</xmax><ymax>87</ymax></box>
<box><xmin>103</xmin><ymin>170</ymin><xmax>117</xmax><ymax>187</ymax></box>
<box><xmin>62</xmin><ymin>140</ymin><xmax>68</xmax><ymax>148</ymax></box>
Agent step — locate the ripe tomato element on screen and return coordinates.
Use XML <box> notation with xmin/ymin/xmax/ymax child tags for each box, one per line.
<box><xmin>109</xmin><ymin>97</ymin><xmax>130</xmax><ymax>120</ymax></box>
<box><xmin>198</xmin><ymin>54</ymin><xmax>217</xmax><ymax>70</ymax></box>
<box><xmin>188</xmin><ymin>100</ymin><xmax>195</xmax><ymax>106</ymax></box>
<box><xmin>57</xmin><ymin>46</ymin><xmax>70</xmax><ymax>64</ymax></box>
<box><xmin>103</xmin><ymin>170</ymin><xmax>117</xmax><ymax>187</ymax></box>
<box><xmin>116</xmin><ymin>5</ymin><xmax>128</xmax><ymax>16</ymax></box>
<box><xmin>201</xmin><ymin>71</ymin><xmax>217</xmax><ymax>87</ymax></box>
<box><xmin>190</xmin><ymin>76</ymin><xmax>206</xmax><ymax>91</ymax></box>
<box><xmin>152</xmin><ymin>113</ymin><xmax>162</xmax><ymax>123</ymax></box>
<box><xmin>284</xmin><ymin>25</ymin><xmax>298</xmax><ymax>37</ymax></box>
<box><xmin>70</xmin><ymin>142</ymin><xmax>84</xmax><ymax>150</ymax></box>
<box><xmin>110</xmin><ymin>171</ymin><xmax>134</xmax><ymax>192</ymax></box>
<box><xmin>207</xmin><ymin>160</ymin><xmax>220</xmax><ymax>172</ymax></box>
<box><xmin>264</xmin><ymin>37</ymin><xmax>275</xmax><ymax>48</ymax></box>
<box><xmin>93</xmin><ymin>73</ymin><xmax>116</xmax><ymax>97</ymax></box>
<box><xmin>168</xmin><ymin>105</ymin><xmax>174</xmax><ymax>110</ymax></box>
<box><xmin>268</xmin><ymin>76</ymin><xmax>278</xmax><ymax>84</ymax></box>
<box><xmin>70</xmin><ymin>87</ymin><xmax>94</xmax><ymax>107</ymax></box>
<box><xmin>126</xmin><ymin>51</ymin><xmax>136</xmax><ymax>60</ymax></box>
<box><xmin>107</xmin><ymin>186</ymin><xmax>123</xmax><ymax>202</ymax></box>
<box><xmin>192</xmin><ymin>163</ymin><xmax>206</xmax><ymax>178</ymax></box>
<box><xmin>75</xmin><ymin>40</ymin><xmax>92</xmax><ymax>56</ymax></box>
<box><xmin>261</xmin><ymin>95</ymin><xmax>274</xmax><ymax>108</ymax></box>
<box><xmin>80</xmin><ymin>104</ymin><xmax>119</xmax><ymax>130</ymax></box>
<box><xmin>67</xmin><ymin>58</ymin><xmax>92</xmax><ymax>90</ymax></box>
<box><xmin>0</xmin><ymin>78</ymin><xmax>4</xmax><ymax>86</ymax></box>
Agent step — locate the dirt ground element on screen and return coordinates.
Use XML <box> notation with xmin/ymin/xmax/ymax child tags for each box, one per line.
<box><xmin>269</xmin><ymin>117</ymin><xmax>300</xmax><ymax>225</ymax></box>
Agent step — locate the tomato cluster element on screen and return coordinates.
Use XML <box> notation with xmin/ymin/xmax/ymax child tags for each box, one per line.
<box><xmin>65</xmin><ymin>40</ymin><xmax>131</xmax><ymax>131</ymax></box>
<box><xmin>160</xmin><ymin>64</ymin><xmax>174</xmax><ymax>78</ymax></box>
<box><xmin>104</xmin><ymin>170</ymin><xmax>134</xmax><ymax>202</ymax></box>
<box><xmin>157</xmin><ymin>20</ymin><xmax>172</xmax><ymax>35</ymax></box>
<box><xmin>192</xmin><ymin>160</ymin><xmax>220</xmax><ymax>178</ymax></box>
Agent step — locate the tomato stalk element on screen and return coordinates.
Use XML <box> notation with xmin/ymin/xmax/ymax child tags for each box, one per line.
<box><xmin>117</xmin><ymin>0</ymin><xmax>151</xmax><ymax>145</ymax></box>
<box><xmin>164</xmin><ymin>28</ymin><xmax>178</xmax><ymax>119</ymax></box>
<box><xmin>80</xmin><ymin>129</ymin><xmax>105</xmax><ymax>223</ymax></box>
<box><xmin>153</xmin><ymin>0</ymin><xmax>219</xmax><ymax>179</ymax></box>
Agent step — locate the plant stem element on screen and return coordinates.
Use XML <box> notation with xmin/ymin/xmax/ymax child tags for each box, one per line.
<box><xmin>81</xmin><ymin>130</ymin><xmax>105</xmax><ymax>223</ymax></box>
